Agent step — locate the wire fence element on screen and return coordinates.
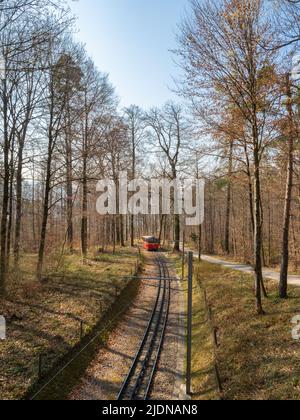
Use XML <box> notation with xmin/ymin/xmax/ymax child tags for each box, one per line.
<box><xmin>29</xmin><ymin>252</ymin><xmax>143</xmax><ymax>399</ymax></box>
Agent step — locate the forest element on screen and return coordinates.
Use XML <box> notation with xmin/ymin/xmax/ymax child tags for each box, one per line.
<box><xmin>1</xmin><ymin>0</ymin><xmax>300</xmax><ymax>402</ymax></box>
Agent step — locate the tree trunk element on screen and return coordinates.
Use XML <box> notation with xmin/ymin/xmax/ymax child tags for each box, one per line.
<box><xmin>81</xmin><ymin>98</ymin><xmax>89</xmax><ymax>259</ymax></box>
<box><xmin>37</xmin><ymin>77</ymin><xmax>55</xmax><ymax>281</ymax></box>
<box><xmin>224</xmin><ymin>139</ymin><xmax>233</xmax><ymax>254</ymax></box>
<box><xmin>173</xmin><ymin>214</ymin><xmax>181</xmax><ymax>252</ymax></box>
<box><xmin>159</xmin><ymin>214</ymin><xmax>165</xmax><ymax>244</ymax></box>
<box><xmin>172</xmin><ymin>166</ymin><xmax>180</xmax><ymax>252</ymax></box>
<box><xmin>267</xmin><ymin>191</ymin><xmax>272</xmax><ymax>267</ymax></box>
<box><xmin>14</xmin><ymin>134</ymin><xmax>25</xmax><ymax>267</ymax></box>
<box><xmin>37</xmin><ymin>145</ymin><xmax>52</xmax><ymax>281</ymax></box>
<box><xmin>0</xmin><ymin>78</ymin><xmax>10</xmax><ymax>293</ymax></box>
<box><xmin>198</xmin><ymin>224</ymin><xmax>202</xmax><ymax>262</ymax></box>
<box><xmin>112</xmin><ymin>216</ymin><xmax>116</xmax><ymax>254</ymax></box>
<box><xmin>253</xmin><ymin>148</ymin><xmax>265</xmax><ymax>315</ymax></box>
<box><xmin>119</xmin><ymin>215</ymin><xmax>125</xmax><ymax>247</ymax></box>
<box><xmin>66</xmin><ymin>136</ymin><xmax>74</xmax><ymax>252</ymax></box>
<box><xmin>279</xmin><ymin>75</ymin><xmax>294</xmax><ymax>299</ymax></box>
<box><xmin>6</xmin><ymin>150</ymin><xmax>14</xmax><ymax>267</ymax></box>
<box><xmin>130</xmin><ymin>215</ymin><xmax>135</xmax><ymax>247</ymax></box>
<box><xmin>32</xmin><ymin>160</ymin><xmax>37</xmax><ymax>250</ymax></box>
<box><xmin>81</xmin><ymin>159</ymin><xmax>88</xmax><ymax>258</ymax></box>
<box><xmin>244</xmin><ymin>144</ymin><xmax>255</xmax><ymax>237</ymax></box>
<box><xmin>130</xmin><ymin>146</ymin><xmax>136</xmax><ymax>247</ymax></box>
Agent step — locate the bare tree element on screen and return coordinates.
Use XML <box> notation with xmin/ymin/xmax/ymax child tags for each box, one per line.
<box><xmin>176</xmin><ymin>0</ymin><xmax>279</xmax><ymax>313</ymax></box>
<box><xmin>146</xmin><ymin>103</ymin><xmax>187</xmax><ymax>252</ymax></box>
<box><xmin>103</xmin><ymin>117</ymin><xmax>129</xmax><ymax>250</ymax></box>
<box><xmin>78</xmin><ymin>59</ymin><xmax>116</xmax><ymax>259</ymax></box>
<box><xmin>0</xmin><ymin>0</ymin><xmax>71</xmax><ymax>291</ymax></box>
<box><xmin>37</xmin><ymin>33</ymin><xmax>77</xmax><ymax>280</ymax></box>
<box><xmin>274</xmin><ymin>0</ymin><xmax>300</xmax><ymax>48</ymax></box>
<box><xmin>123</xmin><ymin>105</ymin><xmax>145</xmax><ymax>247</ymax></box>
<box><xmin>279</xmin><ymin>74</ymin><xmax>297</xmax><ymax>298</ymax></box>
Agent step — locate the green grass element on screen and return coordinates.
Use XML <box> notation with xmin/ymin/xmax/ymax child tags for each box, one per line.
<box><xmin>170</xmin><ymin>254</ymin><xmax>300</xmax><ymax>400</ymax></box>
<box><xmin>195</xmin><ymin>261</ymin><xmax>300</xmax><ymax>400</ymax></box>
<box><xmin>0</xmin><ymin>247</ymin><xmax>141</xmax><ymax>400</ymax></box>
<box><xmin>170</xmin><ymin>254</ymin><xmax>219</xmax><ymax>400</ymax></box>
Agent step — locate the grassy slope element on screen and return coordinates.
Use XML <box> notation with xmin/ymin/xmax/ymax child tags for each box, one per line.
<box><xmin>186</xmin><ymin>241</ymin><xmax>300</xmax><ymax>275</ymax></box>
<box><xmin>0</xmin><ymin>247</ymin><xmax>140</xmax><ymax>400</ymax></box>
<box><xmin>196</xmin><ymin>261</ymin><xmax>300</xmax><ymax>400</ymax></box>
<box><xmin>172</xmin><ymin>254</ymin><xmax>300</xmax><ymax>400</ymax></box>
<box><xmin>171</xmin><ymin>254</ymin><xmax>219</xmax><ymax>400</ymax></box>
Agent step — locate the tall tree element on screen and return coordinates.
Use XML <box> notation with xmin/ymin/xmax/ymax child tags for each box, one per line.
<box><xmin>177</xmin><ymin>0</ymin><xmax>279</xmax><ymax>313</ymax></box>
<box><xmin>55</xmin><ymin>52</ymin><xmax>82</xmax><ymax>253</ymax></box>
<box><xmin>37</xmin><ymin>36</ymin><xmax>75</xmax><ymax>280</ymax></box>
<box><xmin>146</xmin><ymin>103</ymin><xmax>187</xmax><ymax>252</ymax></box>
<box><xmin>123</xmin><ymin>105</ymin><xmax>145</xmax><ymax>247</ymax></box>
<box><xmin>279</xmin><ymin>74</ymin><xmax>297</xmax><ymax>298</ymax></box>
<box><xmin>0</xmin><ymin>0</ymin><xmax>70</xmax><ymax>290</ymax></box>
<box><xmin>79</xmin><ymin>59</ymin><xmax>116</xmax><ymax>258</ymax></box>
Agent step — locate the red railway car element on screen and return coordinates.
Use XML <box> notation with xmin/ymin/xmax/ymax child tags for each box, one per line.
<box><xmin>142</xmin><ymin>236</ymin><xmax>160</xmax><ymax>252</ymax></box>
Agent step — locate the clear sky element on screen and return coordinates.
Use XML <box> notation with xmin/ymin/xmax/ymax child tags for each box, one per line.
<box><xmin>68</xmin><ymin>0</ymin><xmax>189</xmax><ymax>109</ymax></box>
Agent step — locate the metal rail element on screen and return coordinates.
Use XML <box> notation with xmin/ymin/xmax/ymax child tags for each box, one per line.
<box><xmin>117</xmin><ymin>256</ymin><xmax>171</xmax><ymax>401</ymax></box>
<box><xmin>144</xmin><ymin>260</ymin><xmax>171</xmax><ymax>400</ymax></box>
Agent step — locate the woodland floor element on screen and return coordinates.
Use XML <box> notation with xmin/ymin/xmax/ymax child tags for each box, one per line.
<box><xmin>2</xmin><ymin>247</ymin><xmax>300</xmax><ymax>400</ymax></box>
<box><xmin>70</xmin><ymin>252</ymin><xmax>184</xmax><ymax>401</ymax></box>
<box><xmin>0</xmin><ymin>247</ymin><xmax>140</xmax><ymax>400</ymax></box>
<box><xmin>183</xmin><ymin>260</ymin><xmax>300</xmax><ymax>400</ymax></box>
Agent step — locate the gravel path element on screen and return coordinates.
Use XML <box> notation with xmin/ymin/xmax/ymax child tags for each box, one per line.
<box><xmin>201</xmin><ymin>255</ymin><xmax>300</xmax><ymax>287</ymax></box>
<box><xmin>182</xmin><ymin>244</ymin><xmax>300</xmax><ymax>288</ymax></box>
<box><xmin>69</xmin><ymin>253</ymin><xmax>184</xmax><ymax>401</ymax></box>
<box><xmin>150</xmin><ymin>258</ymin><xmax>185</xmax><ymax>400</ymax></box>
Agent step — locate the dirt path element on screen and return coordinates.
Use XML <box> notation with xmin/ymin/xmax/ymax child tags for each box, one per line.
<box><xmin>150</xmin><ymin>258</ymin><xmax>185</xmax><ymax>400</ymax></box>
<box><xmin>201</xmin><ymin>255</ymin><xmax>300</xmax><ymax>287</ymax></box>
<box><xmin>183</xmin><ymin>244</ymin><xmax>300</xmax><ymax>288</ymax></box>
<box><xmin>69</xmin><ymin>252</ymin><xmax>184</xmax><ymax>400</ymax></box>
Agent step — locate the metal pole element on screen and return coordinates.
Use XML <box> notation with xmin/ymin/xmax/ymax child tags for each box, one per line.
<box><xmin>187</xmin><ymin>251</ymin><xmax>193</xmax><ymax>395</ymax></box>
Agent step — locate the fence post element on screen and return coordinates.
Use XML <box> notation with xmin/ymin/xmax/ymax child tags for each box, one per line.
<box><xmin>187</xmin><ymin>251</ymin><xmax>193</xmax><ymax>396</ymax></box>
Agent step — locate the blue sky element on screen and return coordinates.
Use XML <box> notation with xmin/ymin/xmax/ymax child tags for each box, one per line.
<box><xmin>68</xmin><ymin>0</ymin><xmax>189</xmax><ymax>108</ymax></box>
